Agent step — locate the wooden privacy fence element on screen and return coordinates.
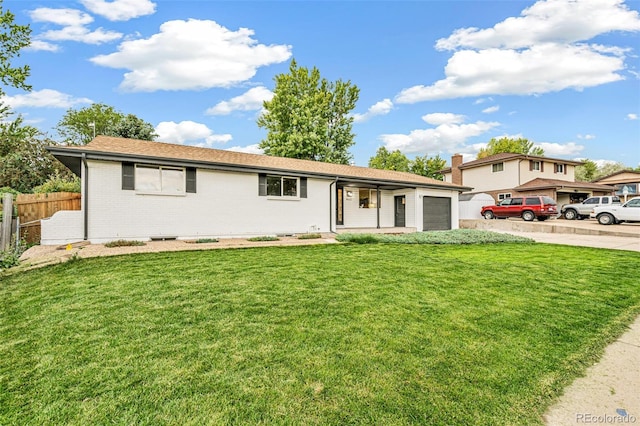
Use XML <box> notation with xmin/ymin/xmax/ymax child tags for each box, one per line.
<box><xmin>15</xmin><ymin>192</ymin><xmax>81</xmax><ymax>244</ymax></box>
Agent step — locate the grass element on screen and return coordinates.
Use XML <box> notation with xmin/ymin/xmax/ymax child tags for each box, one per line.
<box><xmin>1</xmin><ymin>243</ymin><xmax>638</xmax><ymax>425</ymax></box>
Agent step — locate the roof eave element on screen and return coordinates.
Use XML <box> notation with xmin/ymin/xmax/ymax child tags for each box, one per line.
<box><xmin>48</xmin><ymin>146</ymin><xmax>471</xmax><ymax>192</ymax></box>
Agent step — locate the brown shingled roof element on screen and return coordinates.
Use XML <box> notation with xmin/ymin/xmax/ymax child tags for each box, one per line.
<box><xmin>457</xmin><ymin>153</ymin><xmax>584</xmax><ymax>170</ymax></box>
<box><xmin>514</xmin><ymin>178</ymin><xmax>615</xmax><ymax>191</ymax></box>
<box><xmin>52</xmin><ymin>136</ymin><xmax>470</xmax><ymax>190</ymax></box>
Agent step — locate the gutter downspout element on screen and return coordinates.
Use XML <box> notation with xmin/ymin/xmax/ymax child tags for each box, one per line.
<box><xmin>82</xmin><ymin>153</ymin><xmax>88</xmax><ymax>241</ymax></box>
<box><xmin>376</xmin><ymin>185</ymin><xmax>380</xmax><ymax>229</ymax></box>
<box><xmin>329</xmin><ymin>178</ymin><xmax>338</xmax><ymax>234</ymax></box>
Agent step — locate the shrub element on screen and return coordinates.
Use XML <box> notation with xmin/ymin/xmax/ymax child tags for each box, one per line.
<box><xmin>0</xmin><ymin>244</ymin><xmax>25</xmax><ymax>271</ymax></box>
<box><xmin>32</xmin><ymin>172</ymin><xmax>80</xmax><ymax>194</ymax></box>
<box><xmin>195</xmin><ymin>238</ymin><xmax>218</xmax><ymax>244</ymax></box>
<box><xmin>336</xmin><ymin>230</ymin><xmax>534</xmax><ymax>245</ymax></box>
<box><xmin>297</xmin><ymin>233</ymin><xmax>322</xmax><ymax>240</ymax></box>
<box><xmin>104</xmin><ymin>240</ymin><xmax>146</xmax><ymax>248</ymax></box>
<box><xmin>247</xmin><ymin>236</ymin><xmax>280</xmax><ymax>242</ymax></box>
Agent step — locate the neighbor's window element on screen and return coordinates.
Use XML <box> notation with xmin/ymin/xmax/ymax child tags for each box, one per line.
<box><xmin>554</xmin><ymin>163</ymin><xmax>565</xmax><ymax>173</ymax></box>
<box><xmin>135</xmin><ymin>165</ymin><xmax>185</xmax><ymax>194</ymax></box>
<box><xmin>267</xmin><ymin>175</ymin><xmax>298</xmax><ymax>197</ymax></box>
<box><xmin>531</xmin><ymin>161</ymin><xmax>541</xmax><ymax>171</ymax></box>
<box><xmin>492</xmin><ymin>162</ymin><xmax>504</xmax><ymax>172</ymax></box>
<box><xmin>498</xmin><ymin>193</ymin><xmax>512</xmax><ymax>200</ymax></box>
<box><xmin>359</xmin><ymin>189</ymin><xmax>379</xmax><ymax>208</ymax></box>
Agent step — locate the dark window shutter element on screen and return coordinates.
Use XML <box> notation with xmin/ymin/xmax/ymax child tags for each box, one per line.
<box><xmin>258</xmin><ymin>174</ymin><xmax>267</xmax><ymax>196</ymax></box>
<box><xmin>300</xmin><ymin>177</ymin><xmax>307</xmax><ymax>198</ymax></box>
<box><xmin>186</xmin><ymin>168</ymin><xmax>196</xmax><ymax>193</ymax></box>
<box><xmin>529</xmin><ymin>160</ymin><xmax>533</xmax><ymax>171</ymax></box>
<box><xmin>541</xmin><ymin>162</ymin><xmax>544</xmax><ymax>172</ymax></box>
<box><xmin>564</xmin><ymin>164</ymin><xmax>567</xmax><ymax>175</ymax></box>
<box><xmin>122</xmin><ymin>162</ymin><xmax>135</xmax><ymax>190</ymax></box>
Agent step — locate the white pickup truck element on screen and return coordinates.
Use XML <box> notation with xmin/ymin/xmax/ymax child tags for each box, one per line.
<box><xmin>561</xmin><ymin>195</ymin><xmax>621</xmax><ymax>220</ymax></box>
<box><xmin>590</xmin><ymin>197</ymin><xmax>640</xmax><ymax>225</ymax></box>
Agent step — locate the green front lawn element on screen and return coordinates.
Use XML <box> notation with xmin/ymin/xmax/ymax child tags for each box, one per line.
<box><xmin>1</xmin><ymin>243</ymin><xmax>638</xmax><ymax>425</ymax></box>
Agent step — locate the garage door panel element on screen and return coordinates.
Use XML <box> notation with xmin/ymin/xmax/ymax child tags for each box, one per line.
<box><xmin>423</xmin><ymin>196</ymin><xmax>451</xmax><ymax>230</ymax></box>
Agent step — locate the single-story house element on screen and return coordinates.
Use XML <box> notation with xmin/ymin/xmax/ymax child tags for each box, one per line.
<box><xmin>43</xmin><ymin>136</ymin><xmax>470</xmax><ymax>245</ymax></box>
<box><xmin>593</xmin><ymin>170</ymin><xmax>640</xmax><ymax>201</ymax></box>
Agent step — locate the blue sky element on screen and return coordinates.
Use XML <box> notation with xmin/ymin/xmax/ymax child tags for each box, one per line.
<box><xmin>3</xmin><ymin>0</ymin><xmax>640</xmax><ymax>168</ymax></box>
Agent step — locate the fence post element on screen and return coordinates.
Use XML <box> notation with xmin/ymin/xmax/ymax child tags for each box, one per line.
<box><xmin>1</xmin><ymin>193</ymin><xmax>13</xmax><ymax>251</ymax></box>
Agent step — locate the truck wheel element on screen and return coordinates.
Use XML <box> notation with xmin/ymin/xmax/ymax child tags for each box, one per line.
<box><xmin>522</xmin><ymin>211</ymin><xmax>535</xmax><ymax>221</ymax></box>
<box><xmin>597</xmin><ymin>213</ymin><xmax>615</xmax><ymax>225</ymax></box>
<box><xmin>563</xmin><ymin>209</ymin><xmax>577</xmax><ymax>220</ymax></box>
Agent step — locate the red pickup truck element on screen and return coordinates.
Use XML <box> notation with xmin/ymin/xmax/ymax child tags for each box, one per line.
<box><xmin>481</xmin><ymin>195</ymin><xmax>558</xmax><ymax>221</ymax></box>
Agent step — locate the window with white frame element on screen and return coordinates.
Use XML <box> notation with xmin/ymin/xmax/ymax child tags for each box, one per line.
<box><xmin>554</xmin><ymin>163</ymin><xmax>565</xmax><ymax>173</ymax></box>
<box><xmin>267</xmin><ymin>175</ymin><xmax>299</xmax><ymax>197</ymax></box>
<box><xmin>135</xmin><ymin>165</ymin><xmax>185</xmax><ymax>194</ymax></box>
<box><xmin>492</xmin><ymin>162</ymin><xmax>504</xmax><ymax>172</ymax></box>
<box><xmin>359</xmin><ymin>188</ymin><xmax>379</xmax><ymax>208</ymax></box>
<box><xmin>498</xmin><ymin>192</ymin><xmax>512</xmax><ymax>201</ymax></box>
<box><xmin>531</xmin><ymin>161</ymin><xmax>541</xmax><ymax>171</ymax></box>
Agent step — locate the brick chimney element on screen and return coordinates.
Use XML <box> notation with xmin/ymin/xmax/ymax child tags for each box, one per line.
<box><xmin>451</xmin><ymin>153</ymin><xmax>463</xmax><ymax>185</ymax></box>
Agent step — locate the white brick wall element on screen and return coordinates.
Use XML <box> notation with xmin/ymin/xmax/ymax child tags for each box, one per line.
<box><xmin>86</xmin><ymin>160</ymin><xmax>332</xmax><ymax>243</ymax></box>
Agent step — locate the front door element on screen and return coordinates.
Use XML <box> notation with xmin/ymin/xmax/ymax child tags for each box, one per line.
<box><xmin>395</xmin><ymin>195</ymin><xmax>406</xmax><ymax>227</ymax></box>
<box><xmin>336</xmin><ymin>186</ymin><xmax>344</xmax><ymax>225</ymax></box>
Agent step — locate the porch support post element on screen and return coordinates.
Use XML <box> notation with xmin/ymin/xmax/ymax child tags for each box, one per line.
<box><xmin>376</xmin><ymin>185</ymin><xmax>380</xmax><ymax>229</ymax></box>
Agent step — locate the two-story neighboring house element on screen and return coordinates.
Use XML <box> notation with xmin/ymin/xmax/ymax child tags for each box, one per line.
<box><xmin>441</xmin><ymin>153</ymin><xmax>615</xmax><ymax>205</ymax></box>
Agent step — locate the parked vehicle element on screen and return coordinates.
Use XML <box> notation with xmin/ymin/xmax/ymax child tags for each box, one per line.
<box><xmin>561</xmin><ymin>196</ymin><xmax>621</xmax><ymax>220</ymax></box>
<box><xmin>590</xmin><ymin>197</ymin><xmax>640</xmax><ymax>225</ymax></box>
<box><xmin>481</xmin><ymin>196</ymin><xmax>558</xmax><ymax>221</ymax></box>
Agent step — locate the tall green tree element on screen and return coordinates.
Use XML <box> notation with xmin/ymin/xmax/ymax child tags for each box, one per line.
<box><xmin>410</xmin><ymin>154</ymin><xmax>446</xmax><ymax>180</ymax></box>
<box><xmin>368</xmin><ymin>147</ymin><xmax>410</xmax><ymax>172</ymax></box>
<box><xmin>258</xmin><ymin>59</ymin><xmax>360</xmax><ymax>164</ymax></box>
<box><xmin>0</xmin><ymin>109</ymin><xmax>71</xmax><ymax>193</ymax></box>
<box><xmin>0</xmin><ymin>0</ymin><xmax>31</xmax><ymax>97</ymax></box>
<box><xmin>574</xmin><ymin>159</ymin><xmax>598</xmax><ymax>182</ymax></box>
<box><xmin>477</xmin><ymin>137</ymin><xmax>544</xmax><ymax>159</ymax></box>
<box><xmin>56</xmin><ymin>103</ymin><xmax>157</xmax><ymax>145</ymax></box>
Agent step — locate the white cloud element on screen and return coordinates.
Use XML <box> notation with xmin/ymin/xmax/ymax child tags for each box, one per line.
<box><xmin>27</xmin><ymin>40</ymin><xmax>60</xmax><ymax>52</ymax></box>
<box><xmin>421</xmin><ymin>112</ymin><xmax>465</xmax><ymax>125</ymax></box>
<box><xmin>396</xmin><ymin>43</ymin><xmax>626</xmax><ymax>103</ymax></box>
<box><xmin>206</xmin><ymin>86</ymin><xmax>273</xmax><ymax>116</ymax></box>
<box><xmin>80</xmin><ymin>0</ymin><xmax>156</xmax><ymax>21</ymax></box>
<box><xmin>155</xmin><ymin>121</ymin><xmax>232</xmax><ymax>147</ymax></box>
<box><xmin>379</xmin><ymin>120</ymin><xmax>499</xmax><ymax>154</ymax></box>
<box><xmin>29</xmin><ymin>7</ymin><xmax>123</xmax><ymax>45</ymax></box>
<box><xmin>39</xmin><ymin>26</ymin><xmax>123</xmax><ymax>44</ymax></box>
<box><xmin>352</xmin><ymin>98</ymin><xmax>393</xmax><ymax>123</ymax></box>
<box><xmin>1</xmin><ymin>89</ymin><xmax>92</xmax><ymax>109</ymax></box>
<box><xmin>535</xmin><ymin>141</ymin><xmax>584</xmax><ymax>156</ymax></box>
<box><xmin>396</xmin><ymin>0</ymin><xmax>640</xmax><ymax>103</ymax></box>
<box><xmin>577</xmin><ymin>134</ymin><xmax>596</xmax><ymax>140</ymax></box>
<box><xmin>91</xmin><ymin>19</ymin><xmax>292</xmax><ymax>92</ymax></box>
<box><xmin>482</xmin><ymin>105</ymin><xmax>500</xmax><ymax>114</ymax></box>
<box><xmin>225</xmin><ymin>144</ymin><xmax>264</xmax><ymax>155</ymax></box>
<box><xmin>474</xmin><ymin>97</ymin><xmax>493</xmax><ymax>104</ymax></box>
<box><xmin>627</xmin><ymin>113</ymin><xmax>638</xmax><ymax>120</ymax></box>
<box><xmin>435</xmin><ymin>0</ymin><xmax>640</xmax><ymax>50</ymax></box>
<box><xmin>29</xmin><ymin>8</ymin><xmax>93</xmax><ymax>26</ymax></box>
